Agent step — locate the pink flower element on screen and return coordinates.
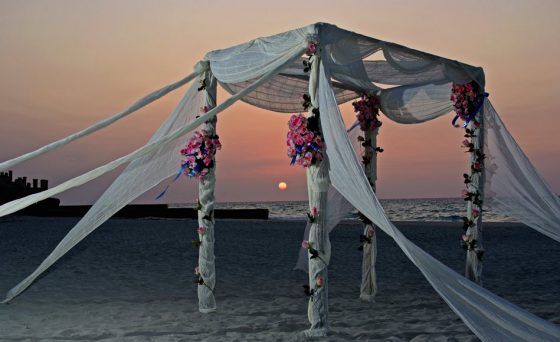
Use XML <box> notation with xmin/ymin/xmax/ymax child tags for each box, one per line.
<box><xmin>462</xmin><ymin>234</ymin><xmax>471</xmax><ymax>242</ymax></box>
<box><xmin>181</xmin><ymin>129</ymin><xmax>220</xmax><ymax>178</ymax></box>
<box><xmin>197</xmin><ymin>226</ymin><xmax>206</xmax><ymax>235</ymax></box>
<box><xmin>451</xmin><ymin>82</ymin><xmax>479</xmax><ymax>125</ymax></box>
<box><xmin>353</xmin><ymin>94</ymin><xmax>382</xmax><ymax>132</ymax></box>
<box><xmin>306</xmin><ymin>41</ymin><xmax>317</xmax><ymax>56</ymax></box>
<box><xmin>312</xmin><ymin>207</ymin><xmax>318</xmax><ymax>217</ymax></box>
<box><xmin>367</xmin><ymin>226</ymin><xmax>375</xmax><ymax>238</ymax></box>
<box><xmin>472</xmin><ymin>208</ymin><xmax>480</xmax><ymax>218</ymax></box>
<box><xmin>462</xmin><ymin>139</ymin><xmax>471</xmax><ymax>148</ymax></box>
<box><xmin>194</xmin><ymin>266</ymin><xmax>200</xmax><ymax>274</ymax></box>
<box><xmin>316</xmin><ymin>276</ymin><xmax>325</xmax><ymax>287</ymax></box>
<box><xmin>201</xmin><ymin>106</ymin><xmax>209</xmax><ymax>113</ymax></box>
<box><xmin>302</xmin><ymin>240</ymin><xmax>310</xmax><ymax>249</ymax></box>
<box><xmin>473</xmin><ymin>162</ymin><xmax>481</xmax><ymax>170</ymax></box>
<box><xmin>305</xmin><ymin>132</ymin><xmax>314</xmax><ymax>143</ymax></box>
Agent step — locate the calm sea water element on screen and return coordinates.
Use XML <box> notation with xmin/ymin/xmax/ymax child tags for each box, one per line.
<box><xmin>174</xmin><ymin>198</ymin><xmax>513</xmax><ymax>222</ymax></box>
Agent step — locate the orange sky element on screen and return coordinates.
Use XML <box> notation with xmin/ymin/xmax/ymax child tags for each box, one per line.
<box><xmin>0</xmin><ymin>0</ymin><xmax>559</xmax><ymax>204</ymax></box>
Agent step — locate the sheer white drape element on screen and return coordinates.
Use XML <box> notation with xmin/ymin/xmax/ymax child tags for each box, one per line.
<box><xmin>484</xmin><ymin>100</ymin><xmax>560</xmax><ymax>243</ymax></box>
<box><xmin>0</xmin><ymin>70</ymin><xmax>202</xmax><ymax>172</ymax></box>
<box><xmin>2</xmin><ymin>45</ymin><xmax>307</xmax><ymax>302</ymax></box>
<box><xmin>2</xmin><ymin>81</ymin><xmax>204</xmax><ymax>303</ymax></box>
<box><xmin>318</xmin><ymin>60</ymin><xmax>560</xmax><ymax>341</ymax></box>
<box><xmin>294</xmin><ymin>128</ymin><xmax>358</xmax><ymax>273</ymax></box>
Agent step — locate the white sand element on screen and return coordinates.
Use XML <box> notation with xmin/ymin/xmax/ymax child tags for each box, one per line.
<box><xmin>1</xmin><ymin>217</ymin><xmax>559</xmax><ymax>341</ymax></box>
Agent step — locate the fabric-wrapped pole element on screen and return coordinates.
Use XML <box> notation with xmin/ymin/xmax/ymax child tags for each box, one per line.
<box><xmin>0</xmin><ymin>68</ymin><xmax>204</xmax><ymax>172</ymax></box>
<box><xmin>464</xmin><ymin>110</ymin><xmax>485</xmax><ymax>283</ymax></box>
<box><xmin>360</xmin><ymin>126</ymin><xmax>378</xmax><ymax>302</ymax></box>
<box><xmin>197</xmin><ymin>70</ymin><xmax>218</xmax><ymax>313</ymax></box>
<box><xmin>304</xmin><ymin>53</ymin><xmax>331</xmax><ymax>338</ymax></box>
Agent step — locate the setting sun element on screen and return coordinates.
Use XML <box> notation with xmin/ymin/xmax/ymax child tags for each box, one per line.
<box><xmin>278</xmin><ymin>181</ymin><xmax>287</xmax><ymax>191</ymax></box>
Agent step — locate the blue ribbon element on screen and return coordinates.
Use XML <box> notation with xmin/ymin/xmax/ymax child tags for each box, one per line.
<box><xmin>155</xmin><ymin>162</ymin><xmax>189</xmax><ymax>200</ymax></box>
<box><xmin>452</xmin><ymin>92</ymin><xmax>489</xmax><ymax>128</ymax></box>
<box><xmin>289</xmin><ymin>142</ymin><xmax>321</xmax><ymax>165</ymax></box>
<box><xmin>188</xmin><ymin>163</ymin><xmax>200</xmax><ymax>177</ymax></box>
<box><xmin>308</xmin><ymin>142</ymin><xmax>319</xmax><ymax>151</ymax></box>
<box><xmin>291</xmin><ymin>145</ymin><xmax>303</xmax><ymax>165</ymax></box>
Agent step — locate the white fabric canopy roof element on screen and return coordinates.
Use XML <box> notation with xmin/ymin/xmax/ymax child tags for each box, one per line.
<box><xmin>1</xmin><ymin>22</ymin><xmax>559</xmax><ymax>341</ymax></box>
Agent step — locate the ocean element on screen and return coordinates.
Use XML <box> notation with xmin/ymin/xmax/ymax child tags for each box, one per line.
<box><xmin>173</xmin><ymin>198</ymin><xmax>512</xmax><ymax>222</ymax></box>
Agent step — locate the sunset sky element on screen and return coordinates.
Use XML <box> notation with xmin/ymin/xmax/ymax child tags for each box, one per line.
<box><xmin>0</xmin><ymin>0</ymin><xmax>559</xmax><ymax>204</ymax></box>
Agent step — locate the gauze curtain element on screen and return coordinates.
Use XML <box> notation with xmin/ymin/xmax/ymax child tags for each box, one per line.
<box><xmin>484</xmin><ymin>100</ymin><xmax>560</xmax><ymax>243</ymax></box>
<box><xmin>3</xmin><ymin>81</ymin><xmax>205</xmax><ymax>303</ymax></box>
<box><xmin>0</xmin><ymin>69</ymin><xmax>202</xmax><ymax>172</ymax></box>
<box><xmin>2</xmin><ymin>44</ymin><xmax>308</xmax><ymax>302</ymax></box>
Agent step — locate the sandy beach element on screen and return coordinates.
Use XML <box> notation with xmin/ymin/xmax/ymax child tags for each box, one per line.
<box><xmin>1</xmin><ymin>217</ymin><xmax>559</xmax><ymax>341</ymax></box>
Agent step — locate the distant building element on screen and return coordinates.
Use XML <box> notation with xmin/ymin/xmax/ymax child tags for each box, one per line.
<box><xmin>0</xmin><ymin>170</ymin><xmax>59</xmax><ymax>209</ymax></box>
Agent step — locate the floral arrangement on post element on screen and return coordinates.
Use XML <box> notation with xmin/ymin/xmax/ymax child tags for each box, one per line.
<box><xmin>450</xmin><ymin>81</ymin><xmax>489</xmax><ymax>128</ymax></box>
<box><xmin>286</xmin><ymin>113</ymin><xmax>324</xmax><ymax>167</ymax></box>
<box><xmin>180</xmin><ymin>130</ymin><xmax>221</xmax><ymax>180</ymax></box>
<box><xmin>353</xmin><ymin>94</ymin><xmax>382</xmax><ymax>132</ymax></box>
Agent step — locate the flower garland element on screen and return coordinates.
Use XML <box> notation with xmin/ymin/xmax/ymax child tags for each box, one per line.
<box><xmin>353</xmin><ymin>95</ymin><xmax>383</xmax><ymax>247</ymax></box>
<box><xmin>180</xmin><ymin>130</ymin><xmax>221</xmax><ymax>180</ymax></box>
<box><xmin>301</xmin><ymin>240</ymin><xmax>327</xmax><ymax>298</ymax></box>
<box><xmin>352</xmin><ymin>94</ymin><xmax>382</xmax><ymax>132</ymax></box>
<box><xmin>287</xmin><ymin>41</ymin><xmax>324</xmax><ymax>168</ymax></box>
<box><xmin>353</xmin><ymin>94</ymin><xmax>383</xmax><ymax>167</ymax></box>
<box><xmin>192</xmin><ymin>226</ymin><xmax>216</xmax><ymax>292</ymax></box>
<box><xmin>455</xmin><ymin>82</ymin><xmax>486</xmax><ymax>260</ymax></box>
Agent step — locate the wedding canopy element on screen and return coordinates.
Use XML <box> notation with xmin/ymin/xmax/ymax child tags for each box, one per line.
<box><xmin>1</xmin><ymin>23</ymin><xmax>559</xmax><ymax>341</ymax></box>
